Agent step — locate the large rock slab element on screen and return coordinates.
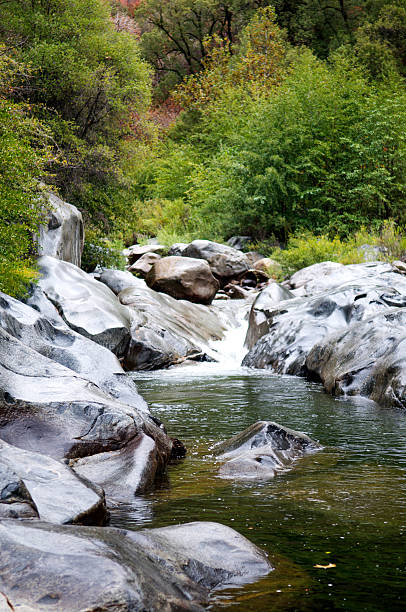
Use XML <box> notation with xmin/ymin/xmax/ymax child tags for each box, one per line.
<box><xmin>214</xmin><ymin>421</ymin><xmax>321</xmax><ymax>479</ymax></box>
<box><xmin>243</xmin><ymin>273</ymin><xmax>406</xmax><ymax>376</ymax></box>
<box><xmin>146</xmin><ymin>255</ymin><xmax>219</xmax><ymax>305</ymax></box>
<box><xmin>306</xmin><ymin>308</ymin><xmax>406</xmax><ymax>409</ymax></box>
<box><xmin>0</xmin><ymin>520</ymin><xmax>272</xmax><ymax>611</ymax></box>
<box><xmin>0</xmin><ymin>326</ymin><xmax>171</xmax><ymax>500</ymax></box>
<box><xmin>0</xmin><ymin>440</ymin><xmax>106</xmax><ymax>524</ymax></box>
<box><xmin>2</xmin><ymin>290</ymin><xmax>148</xmax><ymax>414</ymax></box>
<box><xmin>36</xmin><ymin>256</ymin><xmax>131</xmax><ymax>355</ymax></box>
<box><xmin>182</xmin><ymin>240</ymin><xmax>250</xmax><ymax>285</ymax></box>
<box><xmin>287</xmin><ymin>261</ymin><xmax>394</xmax><ymax>296</ymax></box>
<box><xmin>245</xmin><ymin>282</ymin><xmax>294</xmax><ymax>350</ymax></box>
<box><xmin>119</xmin><ymin>280</ymin><xmax>226</xmax><ymax>370</ymax></box>
<box><xmin>37</xmin><ymin>191</ymin><xmax>84</xmax><ymax>267</ymax></box>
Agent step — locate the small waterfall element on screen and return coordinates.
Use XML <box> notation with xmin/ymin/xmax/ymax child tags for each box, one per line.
<box><xmin>206</xmin><ymin>304</ymin><xmax>249</xmax><ymax>368</ymax></box>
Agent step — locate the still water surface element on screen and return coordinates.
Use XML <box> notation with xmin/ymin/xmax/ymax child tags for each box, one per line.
<box><xmin>111</xmin><ymin>325</ymin><xmax>406</xmax><ymax>611</ymax></box>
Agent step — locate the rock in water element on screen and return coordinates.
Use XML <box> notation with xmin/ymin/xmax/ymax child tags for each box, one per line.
<box><xmin>243</xmin><ymin>275</ymin><xmax>406</xmax><ymax>376</ymax></box>
<box><xmin>36</xmin><ymin>191</ymin><xmax>84</xmax><ymax>267</ymax></box>
<box><xmin>0</xmin><ymin>327</ymin><xmax>171</xmax><ymax>500</ymax></box>
<box><xmin>119</xmin><ymin>278</ymin><xmax>226</xmax><ymax>370</ymax></box>
<box><xmin>214</xmin><ymin>421</ymin><xmax>321</xmax><ymax>479</ymax></box>
<box><xmin>0</xmin><ymin>520</ymin><xmax>272</xmax><ymax>610</ymax></box>
<box><xmin>0</xmin><ymin>440</ymin><xmax>106</xmax><ymax>524</ymax></box>
<box><xmin>36</xmin><ymin>255</ymin><xmax>131</xmax><ymax>355</ymax></box>
<box><xmin>182</xmin><ymin>240</ymin><xmax>250</xmax><ymax>285</ymax></box>
<box><xmin>245</xmin><ymin>282</ymin><xmax>294</xmax><ymax>350</ymax></box>
<box><xmin>146</xmin><ymin>255</ymin><xmax>219</xmax><ymax>305</ymax></box>
<box><xmin>306</xmin><ymin>308</ymin><xmax>406</xmax><ymax>409</ymax></box>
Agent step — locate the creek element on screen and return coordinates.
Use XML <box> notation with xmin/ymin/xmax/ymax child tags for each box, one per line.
<box><xmin>111</xmin><ymin>304</ymin><xmax>406</xmax><ymax>611</ymax></box>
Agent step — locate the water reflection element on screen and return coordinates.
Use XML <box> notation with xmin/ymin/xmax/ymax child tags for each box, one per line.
<box><xmin>110</xmin><ymin>366</ymin><xmax>406</xmax><ymax>611</ymax></box>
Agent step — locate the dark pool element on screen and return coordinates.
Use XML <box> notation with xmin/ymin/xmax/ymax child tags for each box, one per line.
<box><xmin>111</xmin><ymin>363</ymin><xmax>406</xmax><ymax>611</ymax></box>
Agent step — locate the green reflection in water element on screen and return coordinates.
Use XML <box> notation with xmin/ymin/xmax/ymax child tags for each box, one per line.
<box><xmin>111</xmin><ymin>368</ymin><xmax>406</xmax><ymax>611</ymax></box>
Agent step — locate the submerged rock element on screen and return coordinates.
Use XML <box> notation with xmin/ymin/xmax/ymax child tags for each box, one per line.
<box><xmin>146</xmin><ymin>255</ymin><xmax>219</xmax><ymax>305</ymax></box>
<box><xmin>182</xmin><ymin>240</ymin><xmax>250</xmax><ymax>285</ymax></box>
<box><xmin>214</xmin><ymin>421</ymin><xmax>321</xmax><ymax>479</ymax></box>
<box><xmin>0</xmin><ymin>520</ymin><xmax>272</xmax><ymax>611</ymax></box>
<box><xmin>0</xmin><ymin>440</ymin><xmax>106</xmax><ymax>524</ymax></box>
<box><xmin>36</xmin><ymin>256</ymin><xmax>132</xmax><ymax>355</ymax></box>
<box><xmin>306</xmin><ymin>308</ymin><xmax>406</xmax><ymax>409</ymax></box>
<box><xmin>36</xmin><ymin>191</ymin><xmax>84</xmax><ymax>268</ymax></box>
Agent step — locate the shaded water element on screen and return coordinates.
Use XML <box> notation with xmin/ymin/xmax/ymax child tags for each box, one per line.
<box><xmin>111</xmin><ymin>319</ymin><xmax>406</xmax><ymax>611</ymax></box>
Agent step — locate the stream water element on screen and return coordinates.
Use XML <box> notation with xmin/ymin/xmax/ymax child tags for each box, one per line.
<box><xmin>111</xmin><ymin>307</ymin><xmax>406</xmax><ymax>611</ymax></box>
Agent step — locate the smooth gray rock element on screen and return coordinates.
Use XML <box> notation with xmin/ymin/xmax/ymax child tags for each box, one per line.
<box><xmin>99</xmin><ymin>268</ymin><xmax>144</xmax><ymax>295</ymax></box>
<box><xmin>214</xmin><ymin>421</ymin><xmax>321</xmax><ymax>479</ymax></box>
<box><xmin>306</xmin><ymin>308</ymin><xmax>406</xmax><ymax>409</ymax></box>
<box><xmin>127</xmin><ymin>244</ymin><xmax>166</xmax><ymax>265</ymax></box>
<box><xmin>119</xmin><ymin>280</ymin><xmax>226</xmax><ymax>370</ymax></box>
<box><xmin>0</xmin><ymin>326</ymin><xmax>171</xmax><ymax>499</ymax></box>
<box><xmin>168</xmin><ymin>242</ymin><xmax>188</xmax><ymax>256</ymax></box>
<box><xmin>245</xmin><ymin>283</ymin><xmax>294</xmax><ymax>350</ymax></box>
<box><xmin>2</xmin><ymin>290</ymin><xmax>148</xmax><ymax>414</ymax></box>
<box><xmin>182</xmin><ymin>240</ymin><xmax>250</xmax><ymax>285</ymax></box>
<box><xmin>0</xmin><ymin>520</ymin><xmax>272</xmax><ymax>611</ymax></box>
<box><xmin>243</xmin><ymin>274</ymin><xmax>406</xmax><ymax>376</ymax></box>
<box><xmin>146</xmin><ymin>256</ymin><xmax>219</xmax><ymax>305</ymax></box>
<box><xmin>36</xmin><ymin>256</ymin><xmax>131</xmax><ymax>355</ymax></box>
<box><xmin>288</xmin><ymin>261</ymin><xmax>393</xmax><ymax>296</ymax></box>
<box><xmin>0</xmin><ymin>440</ymin><xmax>106</xmax><ymax>524</ymax></box>
<box><xmin>37</xmin><ymin>191</ymin><xmax>84</xmax><ymax>267</ymax></box>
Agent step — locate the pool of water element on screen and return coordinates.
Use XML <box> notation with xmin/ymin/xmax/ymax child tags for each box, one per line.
<box><xmin>111</xmin><ymin>326</ymin><xmax>406</xmax><ymax>611</ymax></box>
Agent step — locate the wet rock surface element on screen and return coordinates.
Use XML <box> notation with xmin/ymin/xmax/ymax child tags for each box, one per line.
<box><xmin>0</xmin><ymin>440</ymin><xmax>106</xmax><ymax>524</ymax></box>
<box><xmin>146</xmin><ymin>255</ymin><xmax>219</xmax><ymax>305</ymax></box>
<box><xmin>244</xmin><ymin>262</ymin><xmax>406</xmax><ymax>408</ymax></box>
<box><xmin>182</xmin><ymin>240</ymin><xmax>250</xmax><ymax>285</ymax></box>
<box><xmin>245</xmin><ymin>282</ymin><xmax>294</xmax><ymax>350</ymax></box>
<box><xmin>0</xmin><ymin>520</ymin><xmax>272</xmax><ymax>611</ymax></box>
<box><xmin>36</xmin><ymin>256</ymin><xmax>132</xmax><ymax>355</ymax></box>
<box><xmin>119</xmin><ymin>279</ymin><xmax>226</xmax><ymax>370</ymax></box>
<box><xmin>214</xmin><ymin>421</ymin><xmax>321</xmax><ymax>479</ymax></box>
<box><xmin>306</xmin><ymin>308</ymin><xmax>406</xmax><ymax>409</ymax></box>
<box><xmin>37</xmin><ymin>191</ymin><xmax>84</xmax><ymax>268</ymax></box>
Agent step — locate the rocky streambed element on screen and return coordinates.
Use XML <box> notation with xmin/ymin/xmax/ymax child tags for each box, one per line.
<box><xmin>0</xmin><ymin>193</ymin><xmax>405</xmax><ymax>610</ymax></box>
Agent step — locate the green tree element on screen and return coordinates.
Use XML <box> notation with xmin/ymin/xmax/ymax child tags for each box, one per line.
<box><xmin>135</xmin><ymin>0</ymin><xmax>264</xmax><ymax>97</ymax></box>
<box><xmin>0</xmin><ymin>49</ymin><xmax>51</xmax><ymax>296</ymax></box>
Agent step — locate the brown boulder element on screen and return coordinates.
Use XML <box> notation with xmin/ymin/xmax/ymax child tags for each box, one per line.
<box><xmin>146</xmin><ymin>256</ymin><xmax>219</xmax><ymax>305</ymax></box>
<box><xmin>129</xmin><ymin>252</ymin><xmax>161</xmax><ymax>277</ymax></box>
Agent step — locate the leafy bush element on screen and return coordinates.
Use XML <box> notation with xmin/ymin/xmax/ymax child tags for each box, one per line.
<box><xmin>0</xmin><ymin>50</ymin><xmax>51</xmax><ymax>297</ymax></box>
<box><xmin>81</xmin><ymin>229</ymin><xmax>125</xmax><ymax>273</ymax></box>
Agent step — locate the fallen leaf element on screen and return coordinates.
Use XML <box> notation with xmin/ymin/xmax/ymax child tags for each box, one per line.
<box><xmin>314</xmin><ymin>563</ymin><xmax>336</xmax><ymax>569</ymax></box>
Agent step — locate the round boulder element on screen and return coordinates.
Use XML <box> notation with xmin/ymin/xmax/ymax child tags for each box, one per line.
<box><xmin>182</xmin><ymin>240</ymin><xmax>250</xmax><ymax>285</ymax></box>
<box><xmin>146</xmin><ymin>256</ymin><xmax>219</xmax><ymax>305</ymax></box>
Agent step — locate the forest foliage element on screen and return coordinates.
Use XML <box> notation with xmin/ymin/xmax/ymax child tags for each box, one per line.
<box><xmin>0</xmin><ymin>0</ymin><xmax>405</xmax><ymax>293</ymax></box>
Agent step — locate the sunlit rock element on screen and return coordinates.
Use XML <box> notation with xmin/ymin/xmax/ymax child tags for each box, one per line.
<box><xmin>182</xmin><ymin>240</ymin><xmax>250</xmax><ymax>285</ymax></box>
